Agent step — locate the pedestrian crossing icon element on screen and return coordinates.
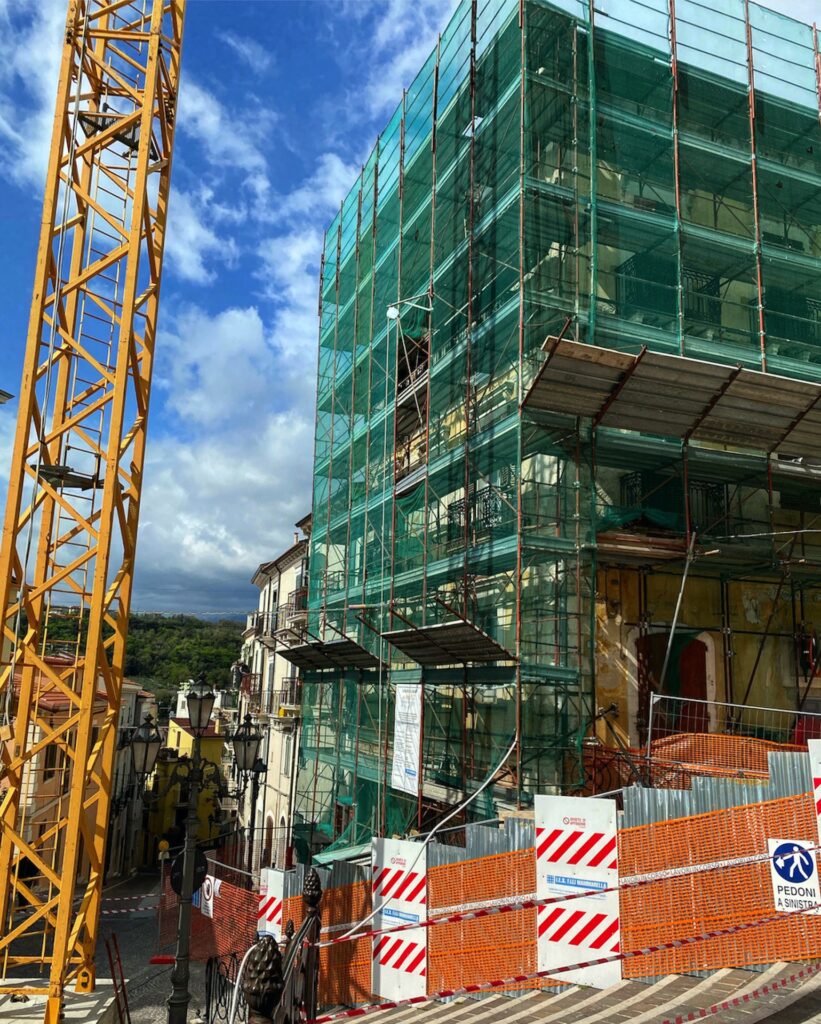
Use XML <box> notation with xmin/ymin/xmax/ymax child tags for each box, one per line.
<box><xmin>767</xmin><ymin>838</ymin><xmax>821</xmax><ymax>916</ymax></box>
<box><xmin>772</xmin><ymin>843</ymin><xmax>813</xmax><ymax>883</ymax></box>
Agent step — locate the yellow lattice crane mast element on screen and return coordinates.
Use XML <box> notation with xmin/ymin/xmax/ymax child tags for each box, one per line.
<box><xmin>0</xmin><ymin>2</ymin><xmax>186</xmax><ymax>1020</ymax></box>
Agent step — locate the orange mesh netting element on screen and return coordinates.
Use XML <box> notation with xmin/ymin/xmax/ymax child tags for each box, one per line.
<box><xmin>649</xmin><ymin>733</ymin><xmax>805</xmax><ymax>775</ymax></box>
<box><xmin>427</xmin><ymin>848</ymin><xmax>555</xmax><ymax>993</ymax></box>
<box><xmin>283</xmin><ymin>881</ymin><xmax>373</xmax><ymax>1008</ymax></box>
<box><xmin>619</xmin><ymin>792</ymin><xmax>821</xmax><ymax>977</ymax></box>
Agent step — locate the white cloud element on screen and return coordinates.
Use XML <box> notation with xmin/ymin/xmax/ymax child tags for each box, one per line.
<box><xmin>0</xmin><ymin>0</ymin><xmax>65</xmax><ymax>189</ymax></box>
<box><xmin>178</xmin><ymin>79</ymin><xmax>272</xmax><ymax>180</ymax></box>
<box><xmin>164</xmin><ymin>189</ymin><xmax>239</xmax><ymax>284</ymax></box>
<box><xmin>0</xmin><ymin>408</ymin><xmax>14</xmax><ymax>494</ymax></box>
<box><xmin>135</xmin><ymin>410</ymin><xmax>313</xmax><ymax>613</ymax></box>
<box><xmin>217</xmin><ymin>30</ymin><xmax>274</xmax><ymax>74</ymax></box>
<box><xmin>158</xmin><ymin>305</ymin><xmax>272</xmax><ymax>426</ymax></box>
<box><xmin>338</xmin><ymin>0</ymin><xmax>459</xmax><ymax>121</ymax></box>
<box><xmin>135</xmin><ymin>139</ymin><xmax>356</xmax><ymax>610</ymax></box>
<box><xmin>268</xmin><ymin>153</ymin><xmax>359</xmax><ymax>228</ymax></box>
<box><xmin>138</xmin><ymin>297</ymin><xmax>316</xmax><ymax>612</ymax></box>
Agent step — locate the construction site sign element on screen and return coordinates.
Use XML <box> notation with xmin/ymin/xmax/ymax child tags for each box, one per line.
<box><xmin>390</xmin><ymin>684</ymin><xmax>422</xmax><ymax>795</ymax></box>
<box><xmin>535</xmin><ymin>795</ymin><xmax>620</xmax><ymax>988</ymax></box>
<box><xmin>768</xmin><ymin>838</ymin><xmax>821</xmax><ymax>915</ymax></box>
<box><xmin>201</xmin><ymin>875</ymin><xmax>222</xmax><ymax>920</ymax></box>
<box><xmin>372</xmin><ymin>838</ymin><xmax>427</xmax><ymax>1001</ymax></box>
<box><xmin>258</xmin><ymin>868</ymin><xmax>285</xmax><ymax>940</ymax></box>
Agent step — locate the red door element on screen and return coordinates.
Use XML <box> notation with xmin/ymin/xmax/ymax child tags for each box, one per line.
<box><xmin>637</xmin><ymin>632</ymin><xmax>708</xmax><ymax>744</ymax></box>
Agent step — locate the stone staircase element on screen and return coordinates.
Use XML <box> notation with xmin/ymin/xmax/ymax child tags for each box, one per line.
<box><xmin>376</xmin><ymin>963</ymin><xmax>821</xmax><ymax>1023</ymax></box>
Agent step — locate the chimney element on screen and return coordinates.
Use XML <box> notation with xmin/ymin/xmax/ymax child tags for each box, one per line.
<box><xmin>294</xmin><ymin>531</ymin><xmax>299</xmax><ymax>545</ymax></box>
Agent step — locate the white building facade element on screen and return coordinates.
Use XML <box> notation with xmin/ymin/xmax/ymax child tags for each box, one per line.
<box><xmin>237</xmin><ymin>514</ymin><xmax>310</xmax><ymax>874</ymax></box>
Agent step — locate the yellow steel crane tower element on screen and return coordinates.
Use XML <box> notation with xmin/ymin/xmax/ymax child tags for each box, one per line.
<box><xmin>0</xmin><ymin>1</ymin><xmax>186</xmax><ymax>1020</ymax></box>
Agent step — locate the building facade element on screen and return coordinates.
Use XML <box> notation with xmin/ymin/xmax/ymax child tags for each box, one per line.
<box><xmin>297</xmin><ymin>0</ymin><xmax>821</xmax><ymax>855</ymax></box>
<box><xmin>105</xmin><ymin>680</ymin><xmax>156</xmax><ymax>880</ymax></box>
<box><xmin>139</xmin><ymin>716</ymin><xmax>230</xmax><ymax>866</ymax></box>
<box><xmin>238</xmin><ymin>515</ymin><xmax>310</xmax><ymax>871</ymax></box>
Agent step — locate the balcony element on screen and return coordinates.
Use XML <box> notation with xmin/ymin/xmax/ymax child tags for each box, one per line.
<box><xmin>268</xmin><ymin>588</ymin><xmax>309</xmax><ymax>644</ymax></box>
<box><xmin>269</xmin><ymin>678</ymin><xmax>302</xmax><ymax>723</ymax></box>
<box><xmin>256</xmin><ymin>610</ymin><xmax>277</xmax><ymax>649</ymax></box>
<box><xmin>239</xmin><ymin>671</ymin><xmax>262</xmax><ymax>714</ymax></box>
<box><xmin>286</xmin><ymin>586</ymin><xmax>308</xmax><ymax>621</ymax></box>
<box><xmin>242</xmin><ymin>611</ymin><xmax>262</xmax><ymax>639</ymax></box>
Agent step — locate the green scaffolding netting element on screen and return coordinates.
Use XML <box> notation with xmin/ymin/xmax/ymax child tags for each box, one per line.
<box><xmin>297</xmin><ymin>0</ymin><xmax>821</xmax><ymax>855</ymax></box>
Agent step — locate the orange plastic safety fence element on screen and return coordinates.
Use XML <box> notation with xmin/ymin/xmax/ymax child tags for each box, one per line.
<box><xmin>427</xmin><ymin>848</ymin><xmax>551</xmax><ymax>993</ymax></box>
<box><xmin>285</xmin><ymin>881</ymin><xmax>373</xmax><ymax>1007</ymax></box>
<box><xmin>619</xmin><ymin>792</ymin><xmax>821</xmax><ymax>977</ymax></box>
<box><xmin>649</xmin><ymin>733</ymin><xmax>804</xmax><ymax>775</ymax></box>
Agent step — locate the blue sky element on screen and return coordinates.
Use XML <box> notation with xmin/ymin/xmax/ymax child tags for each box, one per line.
<box><xmin>0</xmin><ymin>0</ymin><xmax>814</xmax><ymax>616</ymax></box>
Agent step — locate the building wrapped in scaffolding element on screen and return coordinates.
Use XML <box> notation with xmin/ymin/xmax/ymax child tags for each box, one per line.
<box><xmin>291</xmin><ymin>0</ymin><xmax>821</xmax><ymax>858</ymax></box>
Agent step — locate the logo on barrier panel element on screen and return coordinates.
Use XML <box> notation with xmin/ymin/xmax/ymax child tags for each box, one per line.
<box><xmin>535</xmin><ymin>795</ymin><xmax>620</xmax><ymax>989</ymax></box>
<box><xmin>258</xmin><ymin>868</ymin><xmax>285</xmax><ymax>940</ymax></box>
<box><xmin>372</xmin><ymin>838</ymin><xmax>427</xmax><ymax>1001</ymax></box>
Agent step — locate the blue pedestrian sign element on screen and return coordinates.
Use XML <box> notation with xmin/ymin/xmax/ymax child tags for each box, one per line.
<box><xmin>767</xmin><ymin>838</ymin><xmax>821</xmax><ymax>916</ymax></box>
<box><xmin>772</xmin><ymin>843</ymin><xmax>814</xmax><ymax>883</ymax></box>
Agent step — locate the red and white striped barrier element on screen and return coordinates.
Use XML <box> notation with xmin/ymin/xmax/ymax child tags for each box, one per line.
<box><xmin>102</xmin><ymin>893</ymin><xmax>159</xmax><ymax>903</ymax></box>
<box><xmin>306</xmin><ymin>898</ymin><xmax>821</xmax><ymax>1023</ymax></box>
<box><xmin>259</xmin><ymin>868</ymin><xmax>285</xmax><ymax>941</ymax></box>
<box><xmin>535</xmin><ymin>795</ymin><xmax>620</xmax><ymax>988</ymax></box>
<box><xmin>372</xmin><ymin>839</ymin><xmax>427</xmax><ymax>1001</ymax></box>
<box><xmin>100</xmin><ymin>905</ymin><xmax>157</xmax><ymax>916</ymax></box>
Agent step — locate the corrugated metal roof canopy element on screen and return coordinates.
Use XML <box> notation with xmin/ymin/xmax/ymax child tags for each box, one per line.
<box><xmin>382</xmin><ymin>620</ymin><xmax>514</xmax><ymax>667</ymax></box>
<box><xmin>279</xmin><ymin>642</ymin><xmax>334</xmax><ymax>671</ymax></box>
<box><xmin>524</xmin><ymin>338</ymin><xmax>821</xmax><ymax>456</ymax></box>
<box><xmin>322</xmin><ymin>638</ymin><xmax>383</xmax><ymax>670</ymax></box>
<box><xmin>279</xmin><ymin>637</ymin><xmax>383</xmax><ymax>671</ymax></box>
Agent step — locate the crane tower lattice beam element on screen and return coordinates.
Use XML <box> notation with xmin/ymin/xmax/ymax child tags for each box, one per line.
<box><xmin>0</xmin><ymin>1</ymin><xmax>186</xmax><ymax>1020</ymax></box>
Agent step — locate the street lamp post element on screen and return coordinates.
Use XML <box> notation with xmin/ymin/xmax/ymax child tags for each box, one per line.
<box><xmin>131</xmin><ymin>674</ymin><xmax>216</xmax><ymax>1024</ymax></box>
<box><xmin>167</xmin><ymin>674</ymin><xmax>216</xmax><ymax>1024</ymax></box>
<box><xmin>230</xmin><ymin>713</ymin><xmax>266</xmax><ymax>873</ymax></box>
<box><xmin>131</xmin><ymin>679</ymin><xmax>266</xmax><ymax>1024</ymax></box>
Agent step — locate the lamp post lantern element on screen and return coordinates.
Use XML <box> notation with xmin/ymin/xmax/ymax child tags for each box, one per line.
<box><xmin>231</xmin><ymin>713</ymin><xmax>266</xmax><ymax>871</ymax></box>
<box><xmin>130</xmin><ymin>714</ymin><xmax>163</xmax><ymax>778</ymax></box>
<box><xmin>130</xmin><ymin>675</ymin><xmax>223</xmax><ymax>1024</ymax></box>
<box><xmin>131</xmin><ymin>677</ymin><xmax>268</xmax><ymax>1024</ymax></box>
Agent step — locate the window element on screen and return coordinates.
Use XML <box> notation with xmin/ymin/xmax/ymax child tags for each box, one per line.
<box><xmin>43</xmin><ymin>742</ymin><xmax>57</xmax><ymax>782</ymax></box>
<box><xmin>281</xmin><ymin>734</ymin><xmax>292</xmax><ymax>777</ymax></box>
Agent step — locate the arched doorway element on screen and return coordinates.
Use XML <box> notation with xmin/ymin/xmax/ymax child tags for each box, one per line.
<box><xmin>628</xmin><ymin>629</ymin><xmax>717</xmax><ymax>746</ymax></box>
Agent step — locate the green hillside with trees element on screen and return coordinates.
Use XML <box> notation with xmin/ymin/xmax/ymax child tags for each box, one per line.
<box><xmin>37</xmin><ymin>611</ymin><xmax>242</xmax><ymax>708</ymax></box>
<box><xmin>124</xmin><ymin>614</ymin><xmax>242</xmax><ymax>703</ymax></box>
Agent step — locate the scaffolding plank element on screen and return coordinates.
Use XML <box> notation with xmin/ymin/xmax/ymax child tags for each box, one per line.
<box><xmin>382</xmin><ymin>619</ymin><xmax>514</xmax><ymax>667</ymax></box>
<box><xmin>279</xmin><ymin>642</ymin><xmax>336</xmax><ymax>671</ymax></box>
<box><xmin>279</xmin><ymin>637</ymin><xmax>383</xmax><ymax>671</ymax></box>
<box><xmin>322</xmin><ymin>638</ymin><xmax>384</xmax><ymax>670</ymax></box>
<box><xmin>523</xmin><ymin>338</ymin><xmax>821</xmax><ymax>456</ymax></box>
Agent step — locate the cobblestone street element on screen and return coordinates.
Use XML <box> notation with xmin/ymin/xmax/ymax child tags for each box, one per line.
<box><xmin>96</xmin><ymin>874</ymin><xmax>207</xmax><ymax>1024</ymax></box>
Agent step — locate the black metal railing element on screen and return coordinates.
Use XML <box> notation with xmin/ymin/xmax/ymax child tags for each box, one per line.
<box><xmin>238</xmin><ymin>869</ymin><xmax>322</xmax><ymax>1024</ymax></box>
<box><xmin>269</xmin><ymin>679</ymin><xmax>302</xmax><ymax>717</ymax></box>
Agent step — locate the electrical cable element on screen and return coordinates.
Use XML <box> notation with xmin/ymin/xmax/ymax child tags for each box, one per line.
<box><xmin>334</xmin><ymin>731</ymin><xmax>517</xmax><ymax>943</ymax></box>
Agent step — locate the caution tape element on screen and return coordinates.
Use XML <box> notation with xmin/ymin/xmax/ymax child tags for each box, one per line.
<box><xmin>658</xmin><ymin>961</ymin><xmax>821</xmax><ymax>1024</ymax></box>
<box><xmin>312</xmin><ymin>842</ymin><xmax>819</xmax><ymax>949</ymax></box>
<box><xmin>100</xmin><ymin>905</ymin><xmax>157</xmax><ymax>916</ymax></box>
<box><xmin>102</xmin><ymin>893</ymin><xmax>159</xmax><ymax>903</ymax></box>
<box><xmin>306</xmin><ymin>899</ymin><xmax>821</xmax><ymax>1023</ymax></box>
